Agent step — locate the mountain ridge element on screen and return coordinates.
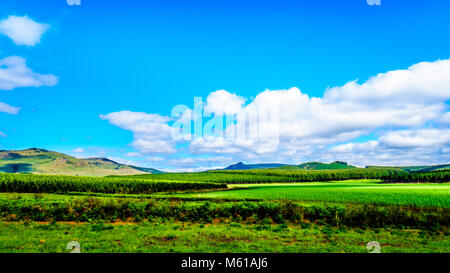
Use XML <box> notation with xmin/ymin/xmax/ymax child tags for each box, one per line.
<box><xmin>224</xmin><ymin>162</ymin><xmax>286</xmax><ymax>170</ymax></box>
<box><xmin>0</xmin><ymin>148</ymin><xmax>163</xmax><ymax>176</ymax></box>
<box><xmin>222</xmin><ymin>161</ymin><xmax>356</xmax><ymax>171</ymax></box>
<box><xmin>2</xmin><ymin>148</ymin><xmax>449</xmax><ymax>175</ymax></box>
<box><xmin>222</xmin><ymin>161</ymin><xmax>450</xmax><ymax>172</ymax></box>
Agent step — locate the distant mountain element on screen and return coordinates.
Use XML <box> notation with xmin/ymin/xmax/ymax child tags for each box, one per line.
<box><xmin>296</xmin><ymin>161</ymin><xmax>356</xmax><ymax>170</ymax></box>
<box><xmin>223</xmin><ymin>161</ymin><xmax>356</xmax><ymax>171</ymax></box>
<box><xmin>223</xmin><ymin>162</ymin><xmax>287</xmax><ymax>170</ymax></box>
<box><xmin>0</xmin><ymin>148</ymin><xmax>163</xmax><ymax>176</ymax></box>
<box><xmin>366</xmin><ymin>164</ymin><xmax>450</xmax><ymax>172</ymax></box>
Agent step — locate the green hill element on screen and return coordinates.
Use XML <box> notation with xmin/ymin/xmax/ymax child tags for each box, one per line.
<box><xmin>366</xmin><ymin>164</ymin><xmax>450</xmax><ymax>173</ymax></box>
<box><xmin>295</xmin><ymin>161</ymin><xmax>356</xmax><ymax>170</ymax></box>
<box><xmin>224</xmin><ymin>162</ymin><xmax>287</xmax><ymax>170</ymax></box>
<box><xmin>0</xmin><ymin>148</ymin><xmax>163</xmax><ymax>176</ymax></box>
<box><xmin>223</xmin><ymin>161</ymin><xmax>357</xmax><ymax>171</ymax></box>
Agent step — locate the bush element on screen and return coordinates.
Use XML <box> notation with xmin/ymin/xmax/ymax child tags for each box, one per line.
<box><xmin>1</xmin><ymin>196</ymin><xmax>447</xmax><ymax>229</ymax></box>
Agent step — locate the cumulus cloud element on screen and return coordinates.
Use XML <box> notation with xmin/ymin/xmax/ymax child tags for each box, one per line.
<box><xmin>0</xmin><ymin>15</ymin><xmax>49</xmax><ymax>46</ymax></box>
<box><xmin>125</xmin><ymin>152</ymin><xmax>143</xmax><ymax>157</ymax></box>
<box><xmin>72</xmin><ymin>147</ymin><xmax>85</xmax><ymax>153</ymax></box>
<box><xmin>67</xmin><ymin>0</ymin><xmax>81</xmax><ymax>6</ymax></box>
<box><xmin>100</xmin><ymin>111</ymin><xmax>176</xmax><ymax>154</ymax></box>
<box><xmin>170</xmin><ymin>156</ymin><xmax>232</xmax><ymax>165</ymax></box>
<box><xmin>439</xmin><ymin>112</ymin><xmax>450</xmax><ymax>126</ymax></box>
<box><xmin>146</xmin><ymin>156</ymin><xmax>164</xmax><ymax>162</ymax></box>
<box><xmin>0</xmin><ymin>18</ymin><xmax>56</xmax><ymax>115</ymax></box>
<box><xmin>190</xmin><ymin>59</ymin><xmax>450</xmax><ymax>159</ymax></box>
<box><xmin>329</xmin><ymin>141</ymin><xmax>379</xmax><ymax>153</ymax></box>
<box><xmin>131</xmin><ymin>139</ymin><xmax>176</xmax><ymax>154</ymax></box>
<box><xmin>379</xmin><ymin>129</ymin><xmax>450</xmax><ymax>148</ymax></box>
<box><xmin>0</xmin><ymin>101</ymin><xmax>20</xmax><ymax>114</ymax></box>
<box><xmin>160</xmin><ymin>165</ymin><xmax>225</xmax><ymax>173</ymax></box>
<box><xmin>0</xmin><ymin>56</ymin><xmax>58</xmax><ymax>90</ymax></box>
<box><xmin>325</xmin><ymin>139</ymin><xmax>450</xmax><ymax>167</ymax></box>
<box><xmin>102</xmin><ymin>59</ymin><xmax>450</xmax><ymax>168</ymax></box>
<box><xmin>325</xmin><ymin>127</ymin><xmax>450</xmax><ymax>166</ymax></box>
<box><xmin>204</xmin><ymin>90</ymin><xmax>246</xmax><ymax>115</ymax></box>
<box><xmin>325</xmin><ymin>59</ymin><xmax>450</xmax><ymax>104</ymax></box>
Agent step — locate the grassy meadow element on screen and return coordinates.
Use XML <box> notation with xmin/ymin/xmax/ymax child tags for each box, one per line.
<box><xmin>1</xmin><ymin>221</ymin><xmax>448</xmax><ymax>253</ymax></box>
<box><xmin>0</xmin><ymin>169</ymin><xmax>449</xmax><ymax>253</ymax></box>
<box><xmin>178</xmin><ymin>181</ymin><xmax>450</xmax><ymax>208</ymax></box>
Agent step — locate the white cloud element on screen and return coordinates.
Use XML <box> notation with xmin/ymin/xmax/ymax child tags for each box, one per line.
<box><xmin>189</xmin><ymin>59</ymin><xmax>450</xmax><ymax>159</ymax></box>
<box><xmin>67</xmin><ymin>146</ymin><xmax>114</xmax><ymax>159</ymax></box>
<box><xmin>324</xmin><ymin>128</ymin><xmax>450</xmax><ymax>166</ymax></box>
<box><xmin>125</xmin><ymin>152</ymin><xmax>143</xmax><ymax>157</ymax></box>
<box><xmin>325</xmin><ymin>59</ymin><xmax>450</xmax><ymax>104</ymax></box>
<box><xmin>0</xmin><ymin>56</ymin><xmax>58</xmax><ymax>90</ymax></box>
<box><xmin>100</xmin><ymin>111</ymin><xmax>176</xmax><ymax>154</ymax></box>
<box><xmin>329</xmin><ymin>141</ymin><xmax>379</xmax><ymax>153</ymax></box>
<box><xmin>0</xmin><ymin>131</ymin><xmax>7</xmax><ymax>137</ymax></box>
<box><xmin>439</xmin><ymin>112</ymin><xmax>450</xmax><ymax>126</ymax></box>
<box><xmin>204</xmin><ymin>90</ymin><xmax>246</xmax><ymax>115</ymax></box>
<box><xmin>0</xmin><ymin>101</ymin><xmax>20</xmax><ymax>114</ymax></box>
<box><xmin>160</xmin><ymin>165</ymin><xmax>225</xmax><ymax>173</ymax></box>
<box><xmin>100</xmin><ymin>111</ymin><xmax>171</xmax><ymax>135</ymax></box>
<box><xmin>324</xmin><ymin>140</ymin><xmax>450</xmax><ymax>167</ymax></box>
<box><xmin>146</xmin><ymin>156</ymin><xmax>164</xmax><ymax>162</ymax></box>
<box><xmin>102</xmin><ymin>59</ymin><xmax>450</xmax><ymax>168</ymax></box>
<box><xmin>379</xmin><ymin>129</ymin><xmax>450</xmax><ymax>148</ymax></box>
<box><xmin>72</xmin><ymin>147</ymin><xmax>85</xmax><ymax>153</ymax></box>
<box><xmin>190</xmin><ymin>136</ymin><xmax>244</xmax><ymax>154</ymax></box>
<box><xmin>170</xmin><ymin>156</ymin><xmax>232</xmax><ymax>165</ymax></box>
<box><xmin>107</xmin><ymin>157</ymin><xmax>140</xmax><ymax>166</ymax></box>
<box><xmin>0</xmin><ymin>15</ymin><xmax>49</xmax><ymax>46</ymax></box>
<box><xmin>131</xmin><ymin>139</ymin><xmax>176</xmax><ymax>154</ymax></box>
<box><xmin>67</xmin><ymin>0</ymin><xmax>81</xmax><ymax>6</ymax></box>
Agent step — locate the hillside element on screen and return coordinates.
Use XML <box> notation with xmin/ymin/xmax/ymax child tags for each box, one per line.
<box><xmin>366</xmin><ymin>164</ymin><xmax>450</xmax><ymax>172</ymax></box>
<box><xmin>223</xmin><ymin>161</ymin><xmax>356</xmax><ymax>171</ymax></box>
<box><xmin>296</xmin><ymin>161</ymin><xmax>356</xmax><ymax>170</ymax></box>
<box><xmin>0</xmin><ymin>148</ymin><xmax>162</xmax><ymax>176</ymax></box>
<box><xmin>224</xmin><ymin>162</ymin><xmax>287</xmax><ymax>170</ymax></box>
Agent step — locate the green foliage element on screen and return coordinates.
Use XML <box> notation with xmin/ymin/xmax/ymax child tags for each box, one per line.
<box><xmin>1</xmin><ymin>221</ymin><xmax>448</xmax><ymax>253</ymax></box>
<box><xmin>296</xmin><ymin>161</ymin><xmax>356</xmax><ymax>170</ymax></box>
<box><xmin>110</xmin><ymin>172</ymin><xmax>295</xmax><ymax>183</ymax></box>
<box><xmin>213</xmin><ymin>168</ymin><xmax>406</xmax><ymax>182</ymax></box>
<box><xmin>0</xmin><ymin>194</ymin><xmax>448</xmax><ymax>229</ymax></box>
<box><xmin>0</xmin><ymin>173</ymin><xmax>227</xmax><ymax>194</ymax></box>
<box><xmin>118</xmin><ymin>168</ymin><xmax>406</xmax><ymax>184</ymax></box>
<box><xmin>367</xmin><ymin>164</ymin><xmax>450</xmax><ymax>172</ymax></box>
<box><xmin>180</xmin><ymin>181</ymin><xmax>450</xmax><ymax>208</ymax></box>
<box><xmin>381</xmin><ymin>170</ymin><xmax>450</xmax><ymax>183</ymax></box>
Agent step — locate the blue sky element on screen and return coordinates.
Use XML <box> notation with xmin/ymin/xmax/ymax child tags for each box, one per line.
<box><xmin>1</xmin><ymin>0</ymin><xmax>450</xmax><ymax>171</ymax></box>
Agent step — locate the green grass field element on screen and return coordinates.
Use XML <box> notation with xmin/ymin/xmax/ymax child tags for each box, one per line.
<box><xmin>177</xmin><ymin>180</ymin><xmax>450</xmax><ymax>208</ymax></box>
<box><xmin>0</xmin><ymin>171</ymin><xmax>449</xmax><ymax>253</ymax></box>
<box><xmin>1</xmin><ymin>221</ymin><xmax>448</xmax><ymax>253</ymax></box>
